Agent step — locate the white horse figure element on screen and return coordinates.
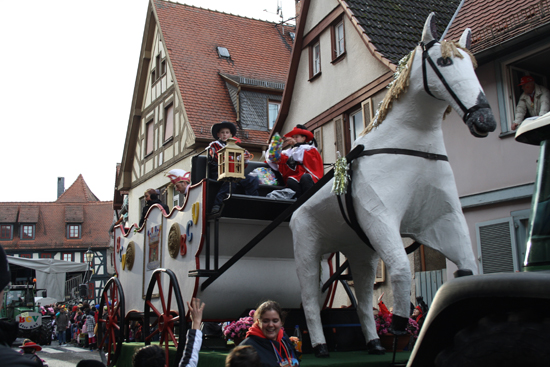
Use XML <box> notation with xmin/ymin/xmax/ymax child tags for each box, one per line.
<box><xmin>291</xmin><ymin>13</ymin><xmax>496</xmax><ymax>356</ymax></box>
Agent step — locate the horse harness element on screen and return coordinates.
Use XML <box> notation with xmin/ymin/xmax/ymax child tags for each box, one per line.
<box><xmin>336</xmin><ymin>145</ymin><xmax>449</xmax><ymax>255</ymax></box>
<box><xmin>336</xmin><ymin>39</ymin><xmax>487</xmax><ymax>254</ymax></box>
<box><xmin>420</xmin><ymin>39</ymin><xmax>490</xmax><ymax>123</ymax></box>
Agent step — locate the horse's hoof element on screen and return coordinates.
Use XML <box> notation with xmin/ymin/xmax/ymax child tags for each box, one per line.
<box><xmin>366</xmin><ymin>339</ymin><xmax>386</xmax><ymax>355</ymax></box>
<box><xmin>454</xmin><ymin>269</ymin><xmax>474</xmax><ymax>278</ymax></box>
<box><xmin>389</xmin><ymin>315</ymin><xmax>408</xmax><ymax>335</ymax></box>
<box><xmin>313</xmin><ymin>344</ymin><xmax>330</xmax><ymax>358</ymax></box>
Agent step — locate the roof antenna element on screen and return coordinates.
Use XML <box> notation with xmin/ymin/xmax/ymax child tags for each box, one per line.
<box><xmin>264</xmin><ymin>0</ymin><xmax>285</xmax><ymax>33</ymax></box>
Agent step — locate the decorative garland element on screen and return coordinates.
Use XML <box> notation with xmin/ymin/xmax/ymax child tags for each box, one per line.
<box><xmin>331</xmin><ymin>152</ymin><xmax>350</xmax><ymax>196</ymax></box>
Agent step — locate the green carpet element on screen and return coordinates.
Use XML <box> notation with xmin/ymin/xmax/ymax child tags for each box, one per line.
<box><xmin>115</xmin><ymin>343</ymin><xmax>411</xmax><ymax>367</ymax></box>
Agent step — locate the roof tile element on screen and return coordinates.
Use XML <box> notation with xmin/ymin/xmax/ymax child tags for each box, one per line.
<box><xmin>445</xmin><ymin>0</ymin><xmax>550</xmax><ymax>54</ymax></box>
<box><xmin>154</xmin><ymin>0</ymin><xmax>294</xmax><ymax>145</ymax></box>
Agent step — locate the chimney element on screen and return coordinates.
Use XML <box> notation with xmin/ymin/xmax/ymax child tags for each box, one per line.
<box><xmin>57</xmin><ymin>177</ymin><xmax>65</xmax><ymax>198</ymax></box>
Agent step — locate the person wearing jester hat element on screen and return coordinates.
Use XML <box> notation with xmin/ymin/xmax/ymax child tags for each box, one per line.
<box><xmin>207</xmin><ymin>121</ymin><xmax>259</xmax><ymax>214</ymax></box>
<box><xmin>267</xmin><ymin>125</ymin><xmax>323</xmax><ymax>199</ymax></box>
<box><xmin>166</xmin><ymin>168</ymin><xmax>191</xmax><ymax>195</ymax></box>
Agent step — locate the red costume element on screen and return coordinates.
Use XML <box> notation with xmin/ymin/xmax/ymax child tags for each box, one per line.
<box><xmin>271</xmin><ymin>144</ymin><xmax>324</xmax><ymax>185</ymax></box>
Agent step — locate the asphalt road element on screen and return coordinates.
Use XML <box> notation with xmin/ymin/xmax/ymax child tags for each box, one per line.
<box><xmin>14</xmin><ymin>341</ymin><xmax>105</xmax><ymax>367</ymax></box>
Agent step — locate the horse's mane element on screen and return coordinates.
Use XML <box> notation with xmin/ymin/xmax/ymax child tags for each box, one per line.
<box><xmin>359</xmin><ymin>41</ymin><xmax>477</xmax><ymax>137</ymax></box>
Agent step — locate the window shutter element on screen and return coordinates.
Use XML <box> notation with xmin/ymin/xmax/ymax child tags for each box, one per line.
<box><xmin>314</xmin><ymin>128</ymin><xmax>323</xmax><ymax>158</ymax></box>
<box><xmin>476</xmin><ymin>218</ymin><xmax>517</xmax><ymax>273</ymax></box>
<box><xmin>362</xmin><ymin>98</ymin><xmax>373</xmax><ymax>128</ymax></box>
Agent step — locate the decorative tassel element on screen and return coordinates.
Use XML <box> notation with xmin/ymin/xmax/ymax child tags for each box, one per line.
<box><xmin>331</xmin><ymin>152</ymin><xmax>350</xmax><ymax>195</ymax></box>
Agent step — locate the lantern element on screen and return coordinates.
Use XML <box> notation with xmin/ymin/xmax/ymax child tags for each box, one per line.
<box><xmin>218</xmin><ymin>138</ymin><xmax>246</xmax><ymax>181</ymax></box>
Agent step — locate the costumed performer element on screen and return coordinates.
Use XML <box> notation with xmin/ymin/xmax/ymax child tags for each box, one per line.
<box><xmin>166</xmin><ymin>168</ymin><xmax>191</xmax><ymax>195</ymax></box>
<box><xmin>207</xmin><ymin>121</ymin><xmax>259</xmax><ymax>214</ymax></box>
<box><xmin>240</xmin><ymin>300</ymin><xmax>300</xmax><ymax>367</ymax></box>
<box><xmin>266</xmin><ymin>124</ymin><xmax>323</xmax><ymax>199</ymax></box>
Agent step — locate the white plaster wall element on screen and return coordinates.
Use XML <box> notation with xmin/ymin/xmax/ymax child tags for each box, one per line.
<box><xmin>304</xmin><ymin>0</ymin><xmax>340</xmax><ymax>34</ymax></box>
<box><xmin>442</xmin><ymin>60</ymin><xmax>540</xmax><ymax>196</ymax></box>
<box><xmin>283</xmin><ymin>15</ymin><xmax>389</xmax><ymax>133</ymax></box>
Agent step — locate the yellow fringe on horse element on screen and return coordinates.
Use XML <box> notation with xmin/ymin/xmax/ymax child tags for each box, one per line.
<box><xmin>360</xmin><ymin>41</ymin><xmax>477</xmax><ymax>137</ymax></box>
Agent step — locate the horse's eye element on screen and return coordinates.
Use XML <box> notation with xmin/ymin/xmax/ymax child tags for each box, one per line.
<box><xmin>437</xmin><ymin>57</ymin><xmax>453</xmax><ymax>67</ymax></box>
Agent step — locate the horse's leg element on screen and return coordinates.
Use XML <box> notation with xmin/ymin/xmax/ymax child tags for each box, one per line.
<box><xmin>292</xmin><ymin>222</ymin><xmax>329</xmax><ymax>356</ymax></box>
<box><xmin>419</xmin><ymin>212</ymin><xmax>479</xmax><ymax>275</ymax></box>
<box><xmin>357</xmin><ymin>215</ymin><xmax>412</xmax><ymax>329</ymax></box>
<box><xmin>346</xmin><ymin>248</ymin><xmax>386</xmax><ymax>354</ymax></box>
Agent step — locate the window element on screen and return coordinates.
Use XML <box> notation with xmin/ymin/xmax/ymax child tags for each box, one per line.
<box><xmin>40</xmin><ymin>253</ymin><xmax>52</xmax><ymax>259</ymax></box>
<box><xmin>151</xmin><ymin>69</ymin><xmax>156</xmax><ymax>83</ymax></box>
<box><xmin>0</xmin><ymin>225</ymin><xmax>13</xmax><ymax>240</ymax></box>
<box><xmin>217</xmin><ymin>46</ymin><xmax>230</xmax><ymax>58</ymax></box>
<box><xmin>350</xmin><ymin>109</ymin><xmax>364</xmax><ymax>142</ymax></box>
<box><xmin>268</xmin><ymin>101</ymin><xmax>280</xmax><ymax>129</ymax></box>
<box><xmin>164</xmin><ymin>104</ymin><xmax>174</xmax><ymax>141</ymax></box>
<box><xmin>309</xmin><ymin>41</ymin><xmax>321</xmax><ymax>79</ymax></box>
<box><xmin>67</xmin><ymin>224</ymin><xmax>81</xmax><ymax>239</ymax></box>
<box><xmin>161</xmin><ymin>59</ymin><xmax>167</xmax><ymax>75</ymax></box>
<box><xmin>20</xmin><ymin>224</ymin><xmax>35</xmax><ymax>240</ymax></box>
<box><xmin>146</xmin><ymin>120</ymin><xmax>154</xmax><ymax>156</ymax></box>
<box><xmin>498</xmin><ymin>44</ymin><xmax>550</xmax><ymax>133</ymax></box>
<box><xmin>62</xmin><ymin>253</ymin><xmax>74</xmax><ymax>262</ymax></box>
<box><xmin>331</xmin><ymin>20</ymin><xmax>345</xmax><ymax>61</ymax></box>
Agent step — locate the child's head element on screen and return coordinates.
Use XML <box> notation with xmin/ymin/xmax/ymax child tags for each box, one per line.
<box><xmin>211</xmin><ymin>121</ymin><xmax>237</xmax><ymax>142</ymax></box>
<box><xmin>225</xmin><ymin>345</ymin><xmax>261</xmax><ymax>367</ymax></box>
<box><xmin>217</xmin><ymin>127</ymin><xmax>233</xmax><ymax>142</ymax></box>
<box><xmin>133</xmin><ymin>345</ymin><xmax>165</xmax><ymax>367</ymax></box>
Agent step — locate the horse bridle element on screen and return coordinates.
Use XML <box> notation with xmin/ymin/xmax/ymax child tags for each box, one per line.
<box><xmin>420</xmin><ymin>40</ymin><xmax>490</xmax><ymax>123</ymax></box>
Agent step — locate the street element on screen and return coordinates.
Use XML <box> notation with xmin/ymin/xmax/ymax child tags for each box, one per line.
<box><xmin>13</xmin><ymin>340</ymin><xmax>104</xmax><ymax>367</ymax></box>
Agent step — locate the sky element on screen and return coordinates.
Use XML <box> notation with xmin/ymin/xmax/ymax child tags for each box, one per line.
<box><xmin>0</xmin><ymin>0</ymin><xmax>296</xmax><ymax>203</ymax></box>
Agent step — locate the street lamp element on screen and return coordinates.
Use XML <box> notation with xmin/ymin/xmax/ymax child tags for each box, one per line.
<box><xmin>85</xmin><ymin>248</ymin><xmax>94</xmax><ymax>282</ymax></box>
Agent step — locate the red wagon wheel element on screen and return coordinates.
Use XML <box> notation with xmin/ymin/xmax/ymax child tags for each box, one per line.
<box><xmin>144</xmin><ymin>268</ymin><xmax>186</xmax><ymax>367</ymax></box>
<box><xmin>97</xmin><ymin>277</ymin><xmax>125</xmax><ymax>367</ymax></box>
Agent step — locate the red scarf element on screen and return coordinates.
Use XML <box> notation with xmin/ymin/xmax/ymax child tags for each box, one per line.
<box><xmin>246</xmin><ymin>323</ymin><xmax>284</xmax><ymax>343</ymax></box>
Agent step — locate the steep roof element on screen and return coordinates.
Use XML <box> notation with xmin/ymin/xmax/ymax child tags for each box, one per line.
<box><xmin>0</xmin><ymin>175</ymin><xmax>111</xmax><ymax>251</ymax></box>
<box><xmin>56</xmin><ymin>174</ymin><xmax>99</xmax><ymax>203</ymax></box>
<box><xmin>445</xmin><ymin>0</ymin><xmax>550</xmax><ymax>55</ymax></box>
<box><xmin>343</xmin><ymin>0</ymin><xmax>461</xmax><ymax>65</ymax></box>
<box><xmin>153</xmin><ymin>0</ymin><xmax>294</xmax><ymax>145</ymax></box>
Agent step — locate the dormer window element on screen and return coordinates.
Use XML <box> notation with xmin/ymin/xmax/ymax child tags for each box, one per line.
<box><xmin>0</xmin><ymin>224</ymin><xmax>13</xmax><ymax>240</ymax></box>
<box><xmin>217</xmin><ymin>47</ymin><xmax>230</xmax><ymax>59</ymax></box>
<box><xmin>67</xmin><ymin>224</ymin><xmax>81</xmax><ymax>239</ymax></box>
<box><xmin>21</xmin><ymin>224</ymin><xmax>35</xmax><ymax>240</ymax></box>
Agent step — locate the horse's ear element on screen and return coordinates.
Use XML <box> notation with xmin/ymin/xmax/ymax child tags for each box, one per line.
<box><xmin>421</xmin><ymin>12</ymin><xmax>438</xmax><ymax>43</ymax></box>
<box><xmin>459</xmin><ymin>28</ymin><xmax>472</xmax><ymax>50</ymax></box>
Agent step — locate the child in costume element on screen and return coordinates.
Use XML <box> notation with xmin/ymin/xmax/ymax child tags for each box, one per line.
<box><xmin>266</xmin><ymin>125</ymin><xmax>323</xmax><ymax>198</ymax></box>
<box><xmin>207</xmin><ymin>121</ymin><xmax>259</xmax><ymax>213</ymax></box>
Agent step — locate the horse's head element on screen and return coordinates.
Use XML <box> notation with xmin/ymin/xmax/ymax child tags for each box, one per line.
<box><xmin>420</xmin><ymin>13</ymin><xmax>496</xmax><ymax>138</ymax></box>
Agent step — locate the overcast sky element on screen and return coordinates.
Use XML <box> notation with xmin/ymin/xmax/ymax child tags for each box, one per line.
<box><xmin>0</xmin><ymin>0</ymin><xmax>296</xmax><ymax>203</ymax></box>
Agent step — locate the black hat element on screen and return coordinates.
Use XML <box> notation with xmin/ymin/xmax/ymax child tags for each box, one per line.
<box><xmin>211</xmin><ymin>121</ymin><xmax>237</xmax><ymax>140</ymax></box>
<box><xmin>0</xmin><ymin>245</ymin><xmax>10</xmax><ymax>290</ymax></box>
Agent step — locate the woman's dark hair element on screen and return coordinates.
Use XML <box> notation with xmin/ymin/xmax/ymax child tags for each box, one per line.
<box><xmin>146</xmin><ymin>188</ymin><xmax>159</xmax><ymax>201</ymax></box>
<box><xmin>132</xmin><ymin>345</ymin><xmax>165</xmax><ymax>367</ymax></box>
<box><xmin>225</xmin><ymin>345</ymin><xmax>261</xmax><ymax>367</ymax></box>
<box><xmin>254</xmin><ymin>300</ymin><xmax>285</xmax><ymax>323</ymax></box>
